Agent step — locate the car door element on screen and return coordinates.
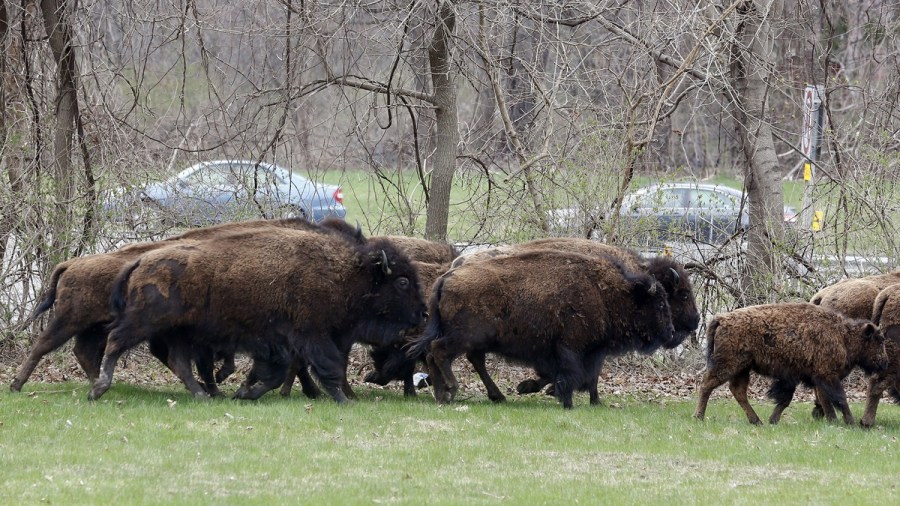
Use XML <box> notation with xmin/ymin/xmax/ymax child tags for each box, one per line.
<box><xmin>626</xmin><ymin>187</ymin><xmax>688</xmax><ymax>241</ymax></box>
<box><xmin>688</xmin><ymin>188</ymin><xmax>739</xmax><ymax>243</ymax></box>
<box><xmin>178</xmin><ymin>162</ymin><xmax>241</xmax><ymax>224</ymax></box>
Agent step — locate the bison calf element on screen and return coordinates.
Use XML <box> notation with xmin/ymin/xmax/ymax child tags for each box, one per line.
<box><xmin>409</xmin><ymin>250</ymin><xmax>675</xmax><ymax>409</ymax></box>
<box><xmin>694</xmin><ymin>303</ymin><xmax>888</xmax><ymax>425</ymax></box>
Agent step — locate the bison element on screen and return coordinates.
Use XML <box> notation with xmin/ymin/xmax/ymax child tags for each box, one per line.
<box><xmin>361</xmin><ymin>260</ymin><xmax>452</xmax><ymax>397</ymax></box>
<box><xmin>10</xmin><ymin>217</ymin><xmax>358</xmax><ymax>395</ymax></box>
<box><xmin>860</xmin><ymin>284</ymin><xmax>900</xmax><ymax>427</ymax></box>
<box><xmin>278</xmin><ymin>236</ymin><xmax>457</xmax><ymax>398</ymax></box>
<box><xmin>808</xmin><ymin>274</ymin><xmax>900</xmax><ymax>418</ymax></box>
<box><xmin>408</xmin><ymin>249</ymin><xmax>676</xmax><ymax>409</ymax></box>
<box><xmin>89</xmin><ymin>227</ymin><xmax>427</xmax><ymax>402</ymax></box>
<box><xmin>450</xmin><ymin>238</ymin><xmax>698</xmax><ymax>399</ymax></box>
<box><xmin>694</xmin><ymin>303</ymin><xmax>889</xmax><ymax>426</ymax></box>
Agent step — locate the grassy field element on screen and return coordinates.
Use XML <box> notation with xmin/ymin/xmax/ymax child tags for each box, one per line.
<box><xmin>1</xmin><ymin>381</ymin><xmax>899</xmax><ymax>504</ymax></box>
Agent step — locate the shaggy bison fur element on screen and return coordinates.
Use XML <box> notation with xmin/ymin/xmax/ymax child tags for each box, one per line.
<box><xmin>277</xmin><ymin>236</ymin><xmax>457</xmax><ymax>398</ymax></box>
<box><xmin>451</xmin><ymin>238</ymin><xmax>698</xmax><ymax>399</ymax></box>
<box><xmin>408</xmin><ymin>249</ymin><xmax>676</xmax><ymax>409</ymax></box>
<box><xmin>694</xmin><ymin>303</ymin><xmax>889</xmax><ymax>426</ymax></box>
<box><xmin>89</xmin><ymin>227</ymin><xmax>426</xmax><ymax>402</ymax></box>
<box><xmin>10</xmin><ymin>217</ymin><xmax>357</xmax><ymax>395</ymax></box>
<box><xmin>860</xmin><ymin>284</ymin><xmax>900</xmax><ymax>427</ymax></box>
<box><xmin>361</xmin><ymin>260</ymin><xmax>451</xmax><ymax>396</ymax></box>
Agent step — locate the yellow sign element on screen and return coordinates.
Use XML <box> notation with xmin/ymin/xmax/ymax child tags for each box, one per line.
<box><xmin>803</xmin><ymin>162</ymin><xmax>812</xmax><ymax>181</ymax></box>
<box><xmin>812</xmin><ymin>210</ymin><xmax>823</xmax><ymax>231</ymax></box>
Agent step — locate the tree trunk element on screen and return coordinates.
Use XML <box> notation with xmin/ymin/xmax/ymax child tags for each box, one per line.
<box><xmin>730</xmin><ymin>0</ymin><xmax>786</xmax><ymax>304</ymax></box>
<box><xmin>40</xmin><ymin>0</ymin><xmax>79</xmax><ymax>258</ymax></box>
<box><xmin>424</xmin><ymin>2</ymin><xmax>457</xmax><ymax>241</ymax></box>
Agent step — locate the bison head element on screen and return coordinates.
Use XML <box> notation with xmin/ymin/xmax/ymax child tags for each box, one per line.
<box><xmin>627</xmin><ymin>274</ymin><xmax>676</xmax><ymax>353</ymax></box>
<box><xmin>355</xmin><ymin>239</ymin><xmax>428</xmax><ymax>343</ymax></box>
<box><xmin>856</xmin><ymin>321</ymin><xmax>890</xmax><ymax>374</ymax></box>
<box><xmin>646</xmin><ymin>257</ymin><xmax>699</xmax><ymax>346</ymax></box>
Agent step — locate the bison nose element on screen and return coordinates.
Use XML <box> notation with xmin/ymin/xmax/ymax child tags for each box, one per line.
<box><xmin>422</xmin><ymin>310</ymin><xmax>430</xmax><ymax>320</ymax></box>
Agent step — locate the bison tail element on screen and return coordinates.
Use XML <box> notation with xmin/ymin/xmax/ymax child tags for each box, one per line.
<box><xmin>704</xmin><ymin>319</ymin><xmax>720</xmax><ymax>369</ymax></box>
<box><xmin>110</xmin><ymin>258</ymin><xmax>142</xmax><ymax>314</ymax></box>
<box><xmin>405</xmin><ymin>274</ymin><xmax>448</xmax><ymax>360</ymax></box>
<box><xmin>28</xmin><ymin>262</ymin><xmax>69</xmax><ymax>321</ymax></box>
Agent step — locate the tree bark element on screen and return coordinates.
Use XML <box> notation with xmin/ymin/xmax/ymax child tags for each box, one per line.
<box><xmin>730</xmin><ymin>0</ymin><xmax>786</xmax><ymax>304</ymax></box>
<box><xmin>40</xmin><ymin>0</ymin><xmax>79</xmax><ymax>257</ymax></box>
<box><xmin>424</xmin><ymin>1</ymin><xmax>457</xmax><ymax>241</ymax></box>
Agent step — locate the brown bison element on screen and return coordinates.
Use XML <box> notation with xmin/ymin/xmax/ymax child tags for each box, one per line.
<box><xmin>361</xmin><ymin>260</ymin><xmax>451</xmax><ymax>396</ymax></box>
<box><xmin>10</xmin><ymin>217</ymin><xmax>358</xmax><ymax>395</ymax></box>
<box><xmin>808</xmin><ymin>273</ymin><xmax>900</xmax><ymax>418</ymax></box>
<box><xmin>408</xmin><ymin>249</ymin><xmax>676</xmax><ymax>409</ymax></box>
<box><xmin>694</xmin><ymin>303</ymin><xmax>888</xmax><ymax>426</ymax></box>
<box><xmin>451</xmin><ymin>238</ymin><xmax>698</xmax><ymax>399</ymax></box>
<box><xmin>279</xmin><ymin>235</ymin><xmax>456</xmax><ymax>398</ymax></box>
<box><xmin>89</xmin><ymin>227</ymin><xmax>427</xmax><ymax>402</ymax></box>
<box><xmin>860</xmin><ymin>284</ymin><xmax>900</xmax><ymax>427</ymax></box>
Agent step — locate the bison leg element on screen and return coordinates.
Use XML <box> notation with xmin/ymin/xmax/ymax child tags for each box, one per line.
<box><xmin>279</xmin><ymin>359</ymin><xmax>302</xmax><ymax>397</ymax></box>
<box><xmin>192</xmin><ymin>345</ymin><xmax>222</xmax><ymax>397</ymax></box>
<box><xmin>467</xmin><ymin>351</ymin><xmax>505</xmax><ymax>403</ymax></box>
<box><xmin>767</xmin><ymin>380</ymin><xmax>796</xmax><ymax>425</ymax></box>
<box><xmin>424</xmin><ymin>353</ymin><xmax>449</xmax><ymax>402</ymax></box>
<box><xmin>860</xmin><ymin>373</ymin><xmax>889</xmax><ymax>428</ymax></box>
<box><xmin>233</xmin><ymin>358</ymin><xmax>288</xmax><ymax>401</ymax></box>
<box><xmin>818</xmin><ymin>379</ymin><xmax>854</xmax><ymax>425</ymax></box>
<box><xmin>88</xmin><ymin>320</ymin><xmax>156</xmax><ymax>400</ymax></box>
<box><xmin>427</xmin><ymin>339</ymin><xmax>459</xmax><ymax>404</ymax></box>
<box><xmin>165</xmin><ymin>341</ymin><xmax>210</xmax><ymax>399</ymax></box>
<box><xmin>280</xmin><ymin>357</ymin><xmax>322</xmax><ymax>399</ymax></box>
<box><xmin>516</xmin><ymin>376</ymin><xmax>552</xmax><ymax>395</ymax></box>
<box><xmin>214</xmin><ymin>352</ymin><xmax>237</xmax><ymax>385</ymax></box>
<box><xmin>11</xmin><ymin>318</ymin><xmax>86</xmax><ymax>391</ymax></box>
<box><xmin>72</xmin><ymin>325</ymin><xmax>108</xmax><ymax>383</ymax></box>
<box><xmin>553</xmin><ymin>346</ymin><xmax>585</xmax><ymax>409</ymax></box>
<box><xmin>584</xmin><ymin>353</ymin><xmax>606</xmax><ymax>406</ymax></box>
<box><xmin>728</xmin><ymin>369</ymin><xmax>761</xmax><ymax>425</ymax></box>
<box><xmin>305</xmin><ymin>340</ymin><xmax>350</xmax><ymax>403</ymax></box>
<box><xmin>694</xmin><ymin>368</ymin><xmax>729</xmax><ymax>421</ymax></box>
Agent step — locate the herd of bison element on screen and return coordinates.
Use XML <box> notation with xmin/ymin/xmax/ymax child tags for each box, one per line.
<box><xmin>6</xmin><ymin>217</ymin><xmax>900</xmax><ymax>428</ymax></box>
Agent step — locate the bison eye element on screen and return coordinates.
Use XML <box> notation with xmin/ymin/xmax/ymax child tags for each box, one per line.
<box><xmin>395</xmin><ymin>277</ymin><xmax>410</xmax><ymax>289</ymax></box>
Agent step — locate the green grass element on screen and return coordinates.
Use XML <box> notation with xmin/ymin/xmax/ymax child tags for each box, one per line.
<box><xmin>2</xmin><ymin>382</ymin><xmax>899</xmax><ymax>504</ymax></box>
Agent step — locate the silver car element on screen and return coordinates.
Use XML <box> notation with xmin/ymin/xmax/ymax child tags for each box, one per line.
<box><xmin>112</xmin><ymin>160</ymin><xmax>346</xmax><ymax>227</ymax></box>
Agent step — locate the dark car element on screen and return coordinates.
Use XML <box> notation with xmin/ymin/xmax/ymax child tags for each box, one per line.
<box><xmin>620</xmin><ymin>183</ymin><xmax>750</xmax><ymax>244</ymax></box>
<box><xmin>108</xmin><ymin>160</ymin><xmax>346</xmax><ymax>227</ymax></box>
<box><xmin>551</xmin><ymin>182</ymin><xmax>795</xmax><ymax>244</ymax></box>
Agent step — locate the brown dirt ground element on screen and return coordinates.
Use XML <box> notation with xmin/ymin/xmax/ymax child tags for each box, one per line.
<box><xmin>0</xmin><ymin>339</ymin><xmax>876</xmax><ymax>404</ymax></box>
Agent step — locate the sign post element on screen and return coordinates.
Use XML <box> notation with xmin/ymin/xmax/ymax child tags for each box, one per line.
<box><xmin>800</xmin><ymin>85</ymin><xmax>825</xmax><ymax>230</ymax></box>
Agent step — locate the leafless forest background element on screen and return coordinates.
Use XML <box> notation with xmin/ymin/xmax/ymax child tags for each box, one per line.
<box><xmin>1</xmin><ymin>1</ymin><xmax>898</xmax><ymax>360</ymax></box>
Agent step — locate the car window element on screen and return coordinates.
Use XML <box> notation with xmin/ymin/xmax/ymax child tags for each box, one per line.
<box><xmin>688</xmin><ymin>189</ymin><xmax>735</xmax><ymax>210</ymax></box>
<box><xmin>647</xmin><ymin>189</ymin><xmax>685</xmax><ymax>209</ymax></box>
<box><xmin>183</xmin><ymin>165</ymin><xmax>231</xmax><ymax>188</ymax></box>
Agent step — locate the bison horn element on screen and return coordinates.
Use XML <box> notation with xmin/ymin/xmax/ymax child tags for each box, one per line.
<box><xmin>669</xmin><ymin>267</ymin><xmax>680</xmax><ymax>285</ymax></box>
<box><xmin>380</xmin><ymin>250</ymin><xmax>392</xmax><ymax>275</ymax></box>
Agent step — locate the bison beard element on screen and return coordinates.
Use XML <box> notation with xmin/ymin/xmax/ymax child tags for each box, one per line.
<box><xmin>408</xmin><ymin>250</ymin><xmax>675</xmax><ymax>409</ymax></box>
<box><xmin>89</xmin><ymin>228</ymin><xmax>426</xmax><ymax>402</ymax></box>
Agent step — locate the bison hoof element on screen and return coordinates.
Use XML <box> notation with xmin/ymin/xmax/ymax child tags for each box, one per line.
<box><xmin>811</xmin><ymin>405</ymin><xmax>824</xmax><ymax>419</ymax></box>
<box><xmin>859</xmin><ymin>418</ymin><xmax>874</xmax><ymax>429</ymax></box>
<box><xmin>515</xmin><ymin>379</ymin><xmax>544</xmax><ymax>395</ymax></box>
<box><xmin>9</xmin><ymin>382</ymin><xmax>22</xmax><ymax>392</ymax></box>
<box><xmin>749</xmin><ymin>418</ymin><xmax>762</xmax><ymax>426</ymax></box>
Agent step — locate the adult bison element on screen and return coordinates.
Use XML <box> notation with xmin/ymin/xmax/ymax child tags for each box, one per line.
<box><xmin>279</xmin><ymin>236</ymin><xmax>457</xmax><ymax>398</ymax></box>
<box><xmin>450</xmin><ymin>237</ymin><xmax>698</xmax><ymax>399</ymax></box>
<box><xmin>408</xmin><ymin>249</ymin><xmax>675</xmax><ymax>408</ymax></box>
<box><xmin>10</xmin><ymin>217</ymin><xmax>358</xmax><ymax>394</ymax></box>
<box><xmin>89</xmin><ymin>227</ymin><xmax>427</xmax><ymax>402</ymax></box>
